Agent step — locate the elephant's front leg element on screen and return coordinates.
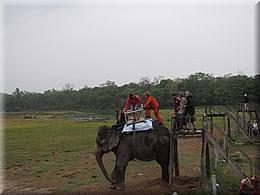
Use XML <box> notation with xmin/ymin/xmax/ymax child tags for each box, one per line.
<box><xmin>115</xmin><ymin>158</ymin><xmax>129</xmax><ymax>190</ymax></box>
<box><xmin>110</xmin><ymin>166</ymin><xmax>117</xmax><ymax>189</ymax></box>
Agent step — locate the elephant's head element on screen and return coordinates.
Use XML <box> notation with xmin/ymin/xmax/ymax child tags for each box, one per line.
<box><xmin>95</xmin><ymin>125</ymin><xmax>120</xmax><ymax>184</ymax></box>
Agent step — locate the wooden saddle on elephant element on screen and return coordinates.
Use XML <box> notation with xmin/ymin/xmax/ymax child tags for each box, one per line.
<box><xmin>124</xmin><ymin>106</ymin><xmax>146</xmax><ymax>126</ymax></box>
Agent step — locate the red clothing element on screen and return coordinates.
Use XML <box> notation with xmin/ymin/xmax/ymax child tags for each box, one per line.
<box><xmin>124</xmin><ymin>94</ymin><xmax>141</xmax><ymax>111</ymax></box>
<box><xmin>143</xmin><ymin>95</ymin><xmax>159</xmax><ymax>109</ymax></box>
<box><xmin>145</xmin><ymin>107</ymin><xmax>163</xmax><ymax>124</ymax></box>
<box><xmin>173</xmin><ymin>96</ymin><xmax>181</xmax><ymax>113</ymax></box>
<box><xmin>143</xmin><ymin>95</ymin><xmax>162</xmax><ymax>123</ymax></box>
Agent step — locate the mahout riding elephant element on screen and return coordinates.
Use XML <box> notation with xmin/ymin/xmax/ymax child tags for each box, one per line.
<box><xmin>95</xmin><ymin>124</ymin><xmax>170</xmax><ymax>190</ymax></box>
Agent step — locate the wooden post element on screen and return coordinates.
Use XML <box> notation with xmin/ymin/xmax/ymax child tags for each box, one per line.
<box><xmin>211</xmin><ymin>175</ymin><xmax>217</xmax><ymax>195</ymax></box>
<box><xmin>201</xmin><ymin>116</ymin><xmax>207</xmax><ymax>180</ymax></box>
<box><xmin>227</xmin><ymin>117</ymin><xmax>230</xmax><ymax>134</ymax></box>
<box><xmin>173</xmin><ymin>137</ymin><xmax>179</xmax><ymax>176</ymax></box>
<box><xmin>206</xmin><ymin>142</ymin><xmax>210</xmax><ymax>179</ymax></box>
<box><xmin>227</xmin><ymin>118</ymin><xmax>231</xmax><ymax>138</ymax></box>
<box><xmin>210</xmin><ymin>116</ymin><xmax>213</xmax><ymax>135</ymax></box>
<box><xmin>236</xmin><ymin>103</ymin><xmax>240</xmax><ymax>138</ymax></box>
<box><xmin>169</xmin><ymin>117</ymin><xmax>174</xmax><ymax>186</ymax></box>
<box><xmin>223</xmin><ymin>108</ymin><xmax>227</xmax><ymax>151</ymax></box>
<box><xmin>236</xmin><ymin>109</ymin><xmax>239</xmax><ymax>138</ymax></box>
<box><xmin>201</xmin><ymin>128</ymin><xmax>206</xmax><ymax>180</ymax></box>
<box><xmin>169</xmin><ymin>116</ymin><xmax>180</xmax><ymax>186</ymax></box>
<box><xmin>242</xmin><ymin>104</ymin><xmax>246</xmax><ymax>132</ymax></box>
<box><xmin>227</xmin><ymin>117</ymin><xmax>231</xmax><ymax>159</ymax></box>
<box><xmin>223</xmin><ymin>113</ymin><xmax>227</xmax><ymax>151</ymax></box>
<box><xmin>169</xmin><ymin>128</ymin><xmax>173</xmax><ymax>186</ymax></box>
<box><xmin>214</xmin><ymin>146</ymin><xmax>219</xmax><ymax>170</ymax></box>
<box><xmin>223</xmin><ymin>113</ymin><xmax>226</xmax><ymax>132</ymax></box>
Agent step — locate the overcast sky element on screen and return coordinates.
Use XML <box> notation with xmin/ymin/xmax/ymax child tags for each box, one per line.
<box><xmin>0</xmin><ymin>0</ymin><xmax>259</xmax><ymax>94</ymax></box>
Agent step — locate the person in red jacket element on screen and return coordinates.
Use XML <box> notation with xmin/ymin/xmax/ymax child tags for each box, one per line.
<box><xmin>143</xmin><ymin>91</ymin><xmax>163</xmax><ymax>125</ymax></box>
<box><xmin>172</xmin><ymin>93</ymin><xmax>180</xmax><ymax>114</ymax></box>
<box><xmin>124</xmin><ymin>93</ymin><xmax>141</xmax><ymax>111</ymax></box>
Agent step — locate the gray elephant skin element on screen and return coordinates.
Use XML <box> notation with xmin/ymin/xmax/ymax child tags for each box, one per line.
<box><xmin>95</xmin><ymin>124</ymin><xmax>170</xmax><ymax>190</ymax></box>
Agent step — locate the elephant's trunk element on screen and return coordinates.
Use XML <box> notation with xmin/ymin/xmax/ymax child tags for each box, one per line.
<box><xmin>95</xmin><ymin>150</ymin><xmax>116</xmax><ymax>184</ymax></box>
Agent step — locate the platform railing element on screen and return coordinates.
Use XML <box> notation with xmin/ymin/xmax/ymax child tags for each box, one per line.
<box><xmin>203</xmin><ymin>115</ymin><xmax>258</xmax><ymax>179</ymax></box>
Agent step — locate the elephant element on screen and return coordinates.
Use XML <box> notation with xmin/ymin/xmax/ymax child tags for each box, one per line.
<box><xmin>95</xmin><ymin>124</ymin><xmax>170</xmax><ymax>190</ymax></box>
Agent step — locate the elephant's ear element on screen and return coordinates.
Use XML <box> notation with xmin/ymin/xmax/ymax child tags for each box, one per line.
<box><xmin>108</xmin><ymin>131</ymin><xmax>120</xmax><ymax>150</ymax></box>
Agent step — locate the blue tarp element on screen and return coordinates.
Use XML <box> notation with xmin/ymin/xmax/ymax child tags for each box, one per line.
<box><xmin>122</xmin><ymin>119</ymin><xmax>153</xmax><ymax>133</ymax></box>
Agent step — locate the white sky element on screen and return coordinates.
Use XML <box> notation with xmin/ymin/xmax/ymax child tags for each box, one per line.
<box><xmin>0</xmin><ymin>0</ymin><xmax>259</xmax><ymax>94</ymax></box>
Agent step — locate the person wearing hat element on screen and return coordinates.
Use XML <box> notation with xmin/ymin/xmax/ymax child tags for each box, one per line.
<box><xmin>178</xmin><ymin>91</ymin><xmax>187</xmax><ymax>131</ymax></box>
<box><xmin>143</xmin><ymin>91</ymin><xmax>163</xmax><ymax>125</ymax></box>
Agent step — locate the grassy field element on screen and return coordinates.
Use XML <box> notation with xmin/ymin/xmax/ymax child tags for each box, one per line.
<box><xmin>5</xmin><ymin>116</ymin><xmax>103</xmax><ymax>191</ymax></box>
<box><xmin>4</xmin><ymin>113</ymin><xmax>164</xmax><ymax>192</ymax></box>
<box><xmin>3</xmin><ymin>109</ymin><xmax>259</xmax><ymax>194</ymax></box>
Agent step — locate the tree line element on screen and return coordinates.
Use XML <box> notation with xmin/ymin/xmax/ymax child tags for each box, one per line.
<box><xmin>2</xmin><ymin>72</ymin><xmax>259</xmax><ymax>112</ymax></box>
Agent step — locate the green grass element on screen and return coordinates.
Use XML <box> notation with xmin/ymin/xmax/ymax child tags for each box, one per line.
<box><xmin>4</xmin><ymin>110</ymin><xmax>259</xmax><ymax>193</ymax></box>
<box><xmin>179</xmin><ymin>154</ymin><xmax>200</xmax><ymax>164</ymax></box>
<box><xmin>211</xmin><ymin>161</ymin><xmax>241</xmax><ymax>195</ymax></box>
<box><xmin>5</xmin><ymin>116</ymin><xmax>111</xmax><ymax>192</ymax></box>
<box><xmin>5</xmin><ymin>113</ymin><xmax>171</xmax><ymax>192</ymax></box>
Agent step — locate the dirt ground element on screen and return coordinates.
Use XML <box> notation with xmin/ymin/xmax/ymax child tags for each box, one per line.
<box><xmin>3</xmin><ymin>138</ymin><xmax>203</xmax><ymax>195</ymax></box>
<box><xmin>71</xmin><ymin>173</ymin><xmax>201</xmax><ymax>195</ymax></box>
<box><xmin>3</xmin><ymin>172</ymin><xmax>201</xmax><ymax>195</ymax></box>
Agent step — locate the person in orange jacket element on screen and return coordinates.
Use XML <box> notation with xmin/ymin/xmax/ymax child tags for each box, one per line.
<box><xmin>143</xmin><ymin>91</ymin><xmax>163</xmax><ymax>125</ymax></box>
<box><xmin>124</xmin><ymin>93</ymin><xmax>141</xmax><ymax>111</ymax></box>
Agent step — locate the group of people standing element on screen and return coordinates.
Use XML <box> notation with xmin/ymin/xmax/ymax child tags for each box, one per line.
<box><xmin>172</xmin><ymin>91</ymin><xmax>196</xmax><ymax>132</ymax></box>
<box><xmin>113</xmin><ymin>90</ymin><xmax>196</xmax><ymax>131</ymax></box>
<box><xmin>114</xmin><ymin>92</ymin><xmax>163</xmax><ymax>130</ymax></box>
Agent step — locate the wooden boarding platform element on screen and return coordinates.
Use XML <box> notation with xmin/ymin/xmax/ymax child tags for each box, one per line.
<box><xmin>173</xmin><ymin>129</ymin><xmax>203</xmax><ymax>139</ymax></box>
<box><xmin>236</xmin><ymin>109</ymin><xmax>256</xmax><ymax>112</ymax></box>
<box><xmin>206</xmin><ymin>113</ymin><xmax>225</xmax><ymax>117</ymax></box>
<box><xmin>170</xmin><ymin>115</ymin><xmax>203</xmax><ymax>139</ymax></box>
<box><xmin>236</xmin><ymin>103</ymin><xmax>258</xmax><ymax>113</ymax></box>
<box><xmin>169</xmin><ymin>105</ymin><xmax>259</xmax><ymax>187</ymax></box>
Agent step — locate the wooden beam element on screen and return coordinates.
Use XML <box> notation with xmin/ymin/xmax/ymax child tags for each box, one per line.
<box><xmin>214</xmin><ymin>146</ymin><xmax>219</xmax><ymax>170</ymax></box>
<box><xmin>225</xmin><ymin>111</ymin><xmax>250</xmax><ymax>141</ymax></box>
<box><xmin>169</xmin><ymin>118</ymin><xmax>174</xmax><ymax>186</ymax></box>
<box><xmin>206</xmin><ymin>132</ymin><xmax>247</xmax><ymax>179</ymax></box>
<box><xmin>173</xmin><ymin>137</ymin><xmax>179</xmax><ymax>176</ymax></box>
<box><xmin>211</xmin><ymin>175</ymin><xmax>217</xmax><ymax>195</ymax></box>
<box><xmin>200</xmin><ymin>128</ymin><xmax>206</xmax><ymax>180</ymax></box>
<box><xmin>206</xmin><ymin>142</ymin><xmax>210</xmax><ymax>179</ymax></box>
